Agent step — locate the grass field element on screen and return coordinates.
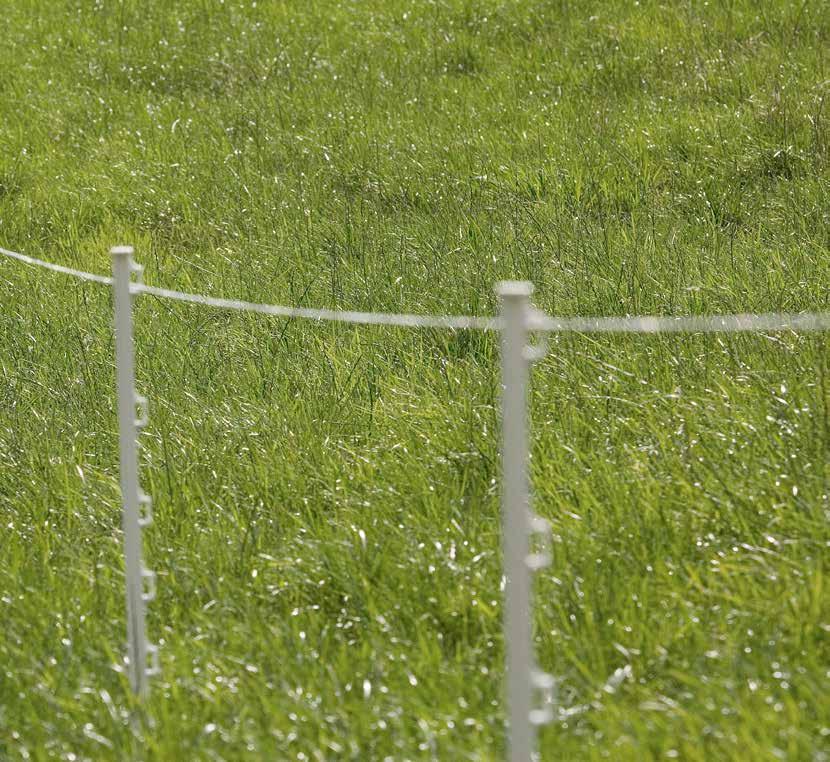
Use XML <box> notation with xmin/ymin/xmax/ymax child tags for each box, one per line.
<box><xmin>1</xmin><ymin>1</ymin><xmax>829</xmax><ymax>759</ymax></box>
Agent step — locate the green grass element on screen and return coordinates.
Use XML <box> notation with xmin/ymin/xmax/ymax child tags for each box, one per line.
<box><xmin>1</xmin><ymin>1</ymin><xmax>829</xmax><ymax>759</ymax></box>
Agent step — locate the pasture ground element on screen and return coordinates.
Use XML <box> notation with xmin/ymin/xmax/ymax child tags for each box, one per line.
<box><xmin>1</xmin><ymin>1</ymin><xmax>828</xmax><ymax>759</ymax></box>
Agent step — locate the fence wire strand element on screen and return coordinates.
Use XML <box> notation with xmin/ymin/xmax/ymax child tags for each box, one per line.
<box><xmin>133</xmin><ymin>283</ymin><xmax>501</xmax><ymax>330</ymax></box>
<box><xmin>1</xmin><ymin>246</ymin><xmax>114</xmax><ymax>285</ymax></box>
<box><xmin>528</xmin><ymin>309</ymin><xmax>830</xmax><ymax>334</ymax></box>
<box><xmin>3</xmin><ymin>244</ymin><xmax>830</xmax><ymax>334</ymax></box>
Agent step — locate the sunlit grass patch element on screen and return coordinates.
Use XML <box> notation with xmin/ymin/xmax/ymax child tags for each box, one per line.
<box><xmin>1</xmin><ymin>1</ymin><xmax>828</xmax><ymax>759</ymax></box>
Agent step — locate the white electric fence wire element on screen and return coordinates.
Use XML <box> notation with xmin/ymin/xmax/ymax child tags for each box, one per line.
<box><xmin>132</xmin><ymin>283</ymin><xmax>500</xmax><ymax>330</ymax></box>
<box><xmin>529</xmin><ymin>309</ymin><xmax>830</xmax><ymax>334</ymax></box>
<box><xmin>0</xmin><ymin>246</ymin><xmax>114</xmax><ymax>285</ymax></box>
<box><xmin>4</xmin><ymin>245</ymin><xmax>829</xmax><ymax>334</ymax></box>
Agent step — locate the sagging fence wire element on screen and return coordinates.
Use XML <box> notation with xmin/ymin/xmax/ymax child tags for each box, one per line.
<box><xmin>134</xmin><ymin>282</ymin><xmax>500</xmax><ymax>330</ymax></box>
<box><xmin>4</xmin><ymin>241</ymin><xmax>830</xmax><ymax>762</ymax></box>
<box><xmin>1</xmin><ymin>245</ymin><xmax>496</xmax><ymax>329</ymax></box>
<box><xmin>5</xmin><ymin>245</ymin><xmax>830</xmax><ymax>334</ymax></box>
<box><xmin>0</xmin><ymin>245</ymin><xmax>114</xmax><ymax>285</ymax></box>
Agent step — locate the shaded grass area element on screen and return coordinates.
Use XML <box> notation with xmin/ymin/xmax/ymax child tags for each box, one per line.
<box><xmin>1</xmin><ymin>1</ymin><xmax>828</xmax><ymax>759</ymax></box>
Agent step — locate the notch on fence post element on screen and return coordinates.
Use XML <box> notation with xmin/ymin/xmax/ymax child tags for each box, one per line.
<box><xmin>112</xmin><ymin>245</ymin><xmax>155</xmax><ymax>697</ymax></box>
<box><xmin>497</xmin><ymin>281</ymin><xmax>535</xmax><ymax>761</ymax></box>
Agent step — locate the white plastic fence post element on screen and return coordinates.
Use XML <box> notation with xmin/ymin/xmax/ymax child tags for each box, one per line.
<box><xmin>112</xmin><ymin>245</ymin><xmax>156</xmax><ymax>697</ymax></box>
<box><xmin>497</xmin><ymin>281</ymin><xmax>535</xmax><ymax>761</ymax></box>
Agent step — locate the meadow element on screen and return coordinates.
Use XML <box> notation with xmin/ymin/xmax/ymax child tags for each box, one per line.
<box><xmin>1</xmin><ymin>1</ymin><xmax>828</xmax><ymax>759</ymax></box>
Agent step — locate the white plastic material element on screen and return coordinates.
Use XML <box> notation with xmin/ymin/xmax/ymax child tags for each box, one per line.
<box><xmin>499</xmin><ymin>282</ymin><xmax>557</xmax><ymax>761</ymax></box>
<box><xmin>526</xmin><ymin>515</ymin><xmax>552</xmax><ymax>571</ymax></box>
<box><xmin>112</xmin><ymin>246</ymin><xmax>156</xmax><ymax>697</ymax></box>
<box><xmin>529</xmin><ymin>669</ymin><xmax>556</xmax><ymax>726</ymax></box>
<box><xmin>134</xmin><ymin>395</ymin><xmax>149</xmax><ymax>428</ymax></box>
<box><xmin>137</xmin><ymin>492</ymin><xmax>153</xmax><ymax>528</ymax></box>
<box><xmin>497</xmin><ymin>282</ymin><xmax>535</xmax><ymax>762</ymax></box>
<box><xmin>145</xmin><ymin>643</ymin><xmax>161</xmax><ymax>678</ymax></box>
<box><xmin>141</xmin><ymin>568</ymin><xmax>157</xmax><ymax>603</ymax></box>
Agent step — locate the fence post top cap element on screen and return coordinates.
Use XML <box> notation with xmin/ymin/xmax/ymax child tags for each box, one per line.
<box><xmin>495</xmin><ymin>281</ymin><xmax>534</xmax><ymax>297</ymax></box>
<box><xmin>111</xmin><ymin>245</ymin><xmax>134</xmax><ymax>256</ymax></box>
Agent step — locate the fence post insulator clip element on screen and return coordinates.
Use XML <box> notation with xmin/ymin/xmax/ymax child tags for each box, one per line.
<box><xmin>529</xmin><ymin>669</ymin><xmax>556</xmax><ymax>726</ymax></box>
<box><xmin>134</xmin><ymin>395</ymin><xmax>149</xmax><ymax>429</ymax></box>
<box><xmin>137</xmin><ymin>491</ymin><xmax>153</xmax><ymax>527</ymax></box>
<box><xmin>526</xmin><ymin>515</ymin><xmax>552</xmax><ymax>571</ymax></box>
